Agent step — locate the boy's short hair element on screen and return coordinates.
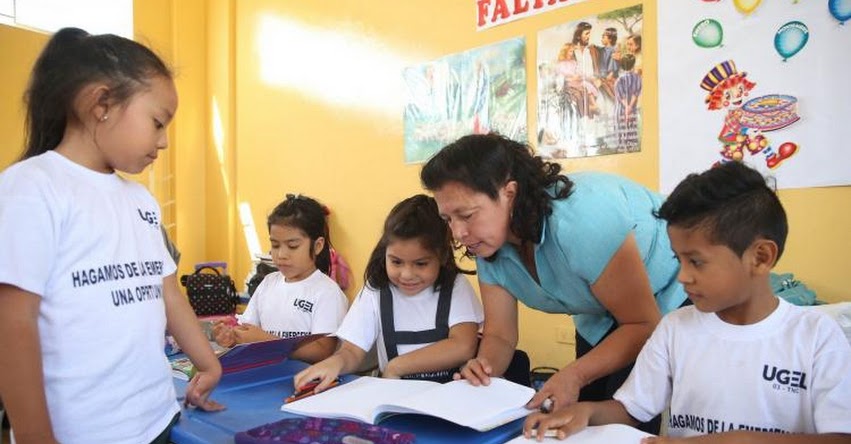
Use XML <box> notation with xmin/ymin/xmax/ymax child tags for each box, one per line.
<box><xmin>619</xmin><ymin>53</ymin><xmax>636</xmax><ymax>72</ymax></box>
<box><xmin>656</xmin><ymin>162</ymin><xmax>788</xmax><ymax>261</ymax></box>
<box><xmin>603</xmin><ymin>27</ymin><xmax>618</xmax><ymax>45</ymax></box>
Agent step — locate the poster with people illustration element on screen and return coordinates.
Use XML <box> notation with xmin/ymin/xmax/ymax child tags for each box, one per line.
<box><xmin>658</xmin><ymin>0</ymin><xmax>851</xmax><ymax>192</ymax></box>
<box><xmin>537</xmin><ymin>4</ymin><xmax>644</xmax><ymax>159</ymax></box>
<box><xmin>403</xmin><ymin>37</ymin><xmax>527</xmax><ymax>164</ymax></box>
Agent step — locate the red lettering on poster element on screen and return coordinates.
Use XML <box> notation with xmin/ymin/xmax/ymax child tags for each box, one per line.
<box><xmin>492</xmin><ymin>0</ymin><xmax>511</xmax><ymax>21</ymax></box>
<box><xmin>477</xmin><ymin>0</ymin><xmax>491</xmax><ymax>27</ymax></box>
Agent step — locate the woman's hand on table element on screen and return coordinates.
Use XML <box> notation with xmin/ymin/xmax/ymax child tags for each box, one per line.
<box><xmin>527</xmin><ymin>366</ymin><xmax>585</xmax><ymax>412</ymax></box>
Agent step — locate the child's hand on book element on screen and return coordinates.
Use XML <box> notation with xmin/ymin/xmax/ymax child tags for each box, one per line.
<box><xmin>212</xmin><ymin>321</ymin><xmax>237</xmax><ymax>347</ymax></box>
<box><xmin>185</xmin><ymin>368</ymin><xmax>226</xmax><ymax>412</ymax></box>
<box><xmin>232</xmin><ymin>323</ymin><xmax>269</xmax><ymax>343</ymax></box>
<box><xmin>455</xmin><ymin>357</ymin><xmax>494</xmax><ymax>386</ymax></box>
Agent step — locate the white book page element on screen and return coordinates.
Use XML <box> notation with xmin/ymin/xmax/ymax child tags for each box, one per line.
<box><xmin>379</xmin><ymin>378</ymin><xmax>536</xmax><ymax>431</ymax></box>
<box><xmin>505</xmin><ymin>424</ymin><xmax>653</xmax><ymax>443</ymax></box>
<box><xmin>280</xmin><ymin>376</ymin><xmax>437</xmax><ymax>423</ymax></box>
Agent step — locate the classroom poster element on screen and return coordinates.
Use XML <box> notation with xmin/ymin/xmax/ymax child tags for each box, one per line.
<box><xmin>536</xmin><ymin>4</ymin><xmax>644</xmax><ymax>159</ymax></box>
<box><xmin>403</xmin><ymin>37</ymin><xmax>527</xmax><ymax>164</ymax></box>
<box><xmin>658</xmin><ymin>0</ymin><xmax>851</xmax><ymax>193</ymax></box>
<box><xmin>476</xmin><ymin>0</ymin><xmax>590</xmax><ymax>31</ymax></box>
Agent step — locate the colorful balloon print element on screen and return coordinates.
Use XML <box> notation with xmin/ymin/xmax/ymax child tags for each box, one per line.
<box><xmin>693</xmin><ymin>19</ymin><xmax>724</xmax><ymax>48</ymax></box>
<box><xmin>829</xmin><ymin>0</ymin><xmax>851</xmax><ymax>24</ymax></box>
<box><xmin>733</xmin><ymin>0</ymin><xmax>763</xmax><ymax>15</ymax></box>
<box><xmin>774</xmin><ymin>21</ymin><xmax>809</xmax><ymax>61</ymax></box>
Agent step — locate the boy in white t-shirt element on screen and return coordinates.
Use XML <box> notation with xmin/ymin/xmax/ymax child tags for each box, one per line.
<box><xmin>523</xmin><ymin>162</ymin><xmax>851</xmax><ymax>443</ymax></box>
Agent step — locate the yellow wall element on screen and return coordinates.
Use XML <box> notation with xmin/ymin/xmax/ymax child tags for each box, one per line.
<box><xmin>1</xmin><ymin>0</ymin><xmax>849</xmax><ymax>371</ymax></box>
<box><xmin>230</xmin><ymin>0</ymin><xmax>850</xmax><ymax>369</ymax></box>
<box><xmin>0</xmin><ymin>25</ymin><xmax>47</xmax><ymax>166</ymax></box>
<box><xmin>134</xmin><ymin>0</ymin><xmax>236</xmax><ymax>281</ymax></box>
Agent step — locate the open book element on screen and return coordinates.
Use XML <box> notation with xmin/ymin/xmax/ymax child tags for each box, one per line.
<box><xmin>171</xmin><ymin>333</ymin><xmax>323</xmax><ymax>380</ymax></box>
<box><xmin>504</xmin><ymin>424</ymin><xmax>653</xmax><ymax>443</ymax></box>
<box><xmin>280</xmin><ymin>376</ymin><xmax>535</xmax><ymax>432</ymax></box>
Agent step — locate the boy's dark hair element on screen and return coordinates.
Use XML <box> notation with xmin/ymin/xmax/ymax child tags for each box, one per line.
<box><xmin>656</xmin><ymin>162</ymin><xmax>788</xmax><ymax>260</ymax></box>
<box><xmin>618</xmin><ymin>53</ymin><xmax>636</xmax><ymax>72</ymax></box>
<box><xmin>22</xmin><ymin>27</ymin><xmax>172</xmax><ymax>160</ymax></box>
<box><xmin>267</xmin><ymin>194</ymin><xmax>332</xmax><ymax>275</ymax></box>
<box><xmin>604</xmin><ymin>27</ymin><xmax>618</xmax><ymax>45</ymax></box>
<box><xmin>364</xmin><ymin>194</ymin><xmax>469</xmax><ymax>291</ymax></box>
<box><xmin>420</xmin><ymin>133</ymin><xmax>572</xmax><ymax>260</ymax></box>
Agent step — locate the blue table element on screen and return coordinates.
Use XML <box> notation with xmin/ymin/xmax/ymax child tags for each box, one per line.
<box><xmin>170</xmin><ymin>360</ymin><xmax>524</xmax><ymax>444</ymax></box>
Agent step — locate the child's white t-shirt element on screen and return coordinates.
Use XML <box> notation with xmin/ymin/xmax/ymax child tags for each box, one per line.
<box><xmin>0</xmin><ymin>152</ymin><xmax>179</xmax><ymax>444</ymax></box>
<box><xmin>336</xmin><ymin>275</ymin><xmax>483</xmax><ymax>371</ymax></box>
<box><xmin>615</xmin><ymin>298</ymin><xmax>851</xmax><ymax>436</ymax></box>
<box><xmin>238</xmin><ymin>269</ymin><xmax>348</xmax><ymax>338</ymax></box>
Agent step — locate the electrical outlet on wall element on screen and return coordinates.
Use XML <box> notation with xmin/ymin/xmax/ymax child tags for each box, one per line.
<box><xmin>555</xmin><ymin>326</ymin><xmax>573</xmax><ymax>344</ymax></box>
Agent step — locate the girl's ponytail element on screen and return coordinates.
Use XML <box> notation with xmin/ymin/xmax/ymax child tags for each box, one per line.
<box><xmin>23</xmin><ymin>28</ymin><xmax>90</xmax><ymax>159</ymax></box>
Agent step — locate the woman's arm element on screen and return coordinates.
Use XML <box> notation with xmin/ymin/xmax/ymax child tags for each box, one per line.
<box><xmin>530</xmin><ymin>233</ymin><xmax>661</xmax><ymax>411</ymax></box>
<box><xmin>163</xmin><ymin>274</ymin><xmax>224</xmax><ymax>411</ymax></box>
<box><xmin>574</xmin><ymin>232</ymin><xmax>661</xmax><ymax>381</ymax></box>
<box><xmin>0</xmin><ymin>284</ymin><xmax>59</xmax><ymax>444</ymax></box>
<box><xmin>458</xmin><ymin>281</ymin><xmax>519</xmax><ymax>385</ymax></box>
<box><xmin>383</xmin><ymin>322</ymin><xmax>479</xmax><ymax>378</ymax></box>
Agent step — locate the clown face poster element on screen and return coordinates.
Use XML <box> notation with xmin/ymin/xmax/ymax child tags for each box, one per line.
<box><xmin>658</xmin><ymin>0</ymin><xmax>851</xmax><ymax>192</ymax></box>
<box><xmin>537</xmin><ymin>5</ymin><xmax>644</xmax><ymax>159</ymax></box>
<box><xmin>402</xmin><ymin>37</ymin><xmax>527</xmax><ymax>164</ymax></box>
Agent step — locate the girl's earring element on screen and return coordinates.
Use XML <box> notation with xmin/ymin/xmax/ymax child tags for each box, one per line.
<box><xmin>100</xmin><ymin>114</ymin><xmax>109</xmax><ymax>122</ymax></box>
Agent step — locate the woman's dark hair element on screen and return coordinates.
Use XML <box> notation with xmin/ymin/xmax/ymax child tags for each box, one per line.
<box><xmin>420</xmin><ymin>133</ymin><xmax>573</xmax><ymax>258</ymax></box>
<box><xmin>363</xmin><ymin>194</ymin><xmax>470</xmax><ymax>291</ymax></box>
<box><xmin>268</xmin><ymin>194</ymin><xmax>333</xmax><ymax>275</ymax></box>
<box><xmin>22</xmin><ymin>27</ymin><xmax>172</xmax><ymax>159</ymax></box>
<box><xmin>656</xmin><ymin>162</ymin><xmax>788</xmax><ymax>260</ymax></box>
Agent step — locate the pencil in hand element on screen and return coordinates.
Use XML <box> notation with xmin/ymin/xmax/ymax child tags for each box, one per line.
<box><xmin>284</xmin><ymin>377</ymin><xmax>340</xmax><ymax>403</ymax></box>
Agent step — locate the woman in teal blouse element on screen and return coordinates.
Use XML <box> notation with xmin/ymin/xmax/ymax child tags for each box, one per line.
<box><xmin>421</xmin><ymin>133</ymin><xmax>687</xmax><ymax>434</ymax></box>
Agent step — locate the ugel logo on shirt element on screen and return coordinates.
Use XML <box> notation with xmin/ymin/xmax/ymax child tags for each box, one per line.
<box><xmin>293</xmin><ymin>298</ymin><xmax>314</xmax><ymax>313</ymax></box>
<box><xmin>137</xmin><ymin>209</ymin><xmax>159</xmax><ymax>226</ymax></box>
<box><xmin>762</xmin><ymin>365</ymin><xmax>808</xmax><ymax>390</ymax></box>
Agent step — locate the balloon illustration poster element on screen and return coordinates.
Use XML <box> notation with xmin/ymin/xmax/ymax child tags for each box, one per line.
<box><xmin>657</xmin><ymin>0</ymin><xmax>851</xmax><ymax>193</ymax></box>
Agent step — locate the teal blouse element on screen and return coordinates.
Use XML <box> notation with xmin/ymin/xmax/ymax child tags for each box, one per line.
<box><xmin>477</xmin><ymin>172</ymin><xmax>686</xmax><ymax>345</ymax></box>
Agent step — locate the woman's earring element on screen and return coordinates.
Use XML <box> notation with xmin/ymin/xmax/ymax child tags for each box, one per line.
<box><xmin>100</xmin><ymin>114</ymin><xmax>109</xmax><ymax>122</ymax></box>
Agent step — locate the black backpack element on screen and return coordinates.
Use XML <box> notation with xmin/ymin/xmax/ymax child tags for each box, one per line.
<box><xmin>246</xmin><ymin>262</ymin><xmax>278</xmax><ymax>297</ymax></box>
